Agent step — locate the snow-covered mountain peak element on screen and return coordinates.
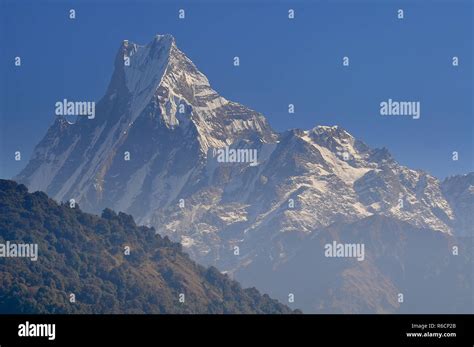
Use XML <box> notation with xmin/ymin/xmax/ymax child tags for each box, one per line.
<box><xmin>153</xmin><ymin>33</ymin><xmax>176</xmax><ymax>45</ymax></box>
<box><xmin>105</xmin><ymin>35</ymin><xmax>277</xmax><ymax>150</ymax></box>
<box><xmin>311</xmin><ymin>124</ymin><xmax>346</xmax><ymax>135</ymax></box>
<box><xmin>298</xmin><ymin>125</ymin><xmax>370</xmax><ymax>164</ymax></box>
<box><xmin>310</xmin><ymin>125</ymin><xmax>357</xmax><ymax>145</ymax></box>
<box><xmin>14</xmin><ymin>33</ymin><xmax>473</xmax><ymax>314</ymax></box>
<box><xmin>16</xmin><ymin>33</ymin><xmax>470</xmax><ymax>284</ymax></box>
<box><xmin>122</xmin><ymin>35</ymin><xmax>174</xmax><ymax>95</ymax></box>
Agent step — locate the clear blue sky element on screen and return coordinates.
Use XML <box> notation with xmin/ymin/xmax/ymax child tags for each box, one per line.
<box><xmin>0</xmin><ymin>0</ymin><xmax>472</xmax><ymax>179</ymax></box>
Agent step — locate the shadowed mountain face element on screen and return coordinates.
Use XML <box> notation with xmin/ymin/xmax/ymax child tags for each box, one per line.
<box><xmin>235</xmin><ymin>215</ymin><xmax>472</xmax><ymax>313</ymax></box>
<box><xmin>0</xmin><ymin>180</ymin><xmax>296</xmax><ymax>314</ymax></box>
<box><xmin>441</xmin><ymin>173</ymin><xmax>474</xmax><ymax>237</ymax></box>
<box><xmin>15</xmin><ymin>34</ymin><xmax>473</xmax><ymax>313</ymax></box>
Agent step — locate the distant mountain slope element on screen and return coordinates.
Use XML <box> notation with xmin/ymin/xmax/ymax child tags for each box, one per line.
<box><xmin>0</xmin><ymin>179</ymin><xmax>296</xmax><ymax>314</ymax></box>
<box><xmin>441</xmin><ymin>173</ymin><xmax>474</xmax><ymax>237</ymax></box>
<box><xmin>236</xmin><ymin>215</ymin><xmax>473</xmax><ymax>313</ymax></box>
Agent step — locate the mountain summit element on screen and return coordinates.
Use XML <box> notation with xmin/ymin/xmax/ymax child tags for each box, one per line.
<box><xmin>16</xmin><ymin>35</ymin><xmax>473</xmax><ymax>313</ymax></box>
<box><xmin>17</xmin><ymin>34</ymin><xmax>275</xmax><ymax>214</ymax></box>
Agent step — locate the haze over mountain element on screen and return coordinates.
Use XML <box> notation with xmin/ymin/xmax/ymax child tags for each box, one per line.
<box><xmin>16</xmin><ymin>34</ymin><xmax>473</xmax><ymax>313</ymax></box>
